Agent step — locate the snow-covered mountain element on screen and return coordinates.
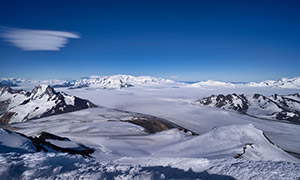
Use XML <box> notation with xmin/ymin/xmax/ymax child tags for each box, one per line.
<box><xmin>189</xmin><ymin>80</ymin><xmax>236</xmax><ymax>88</ymax></box>
<box><xmin>247</xmin><ymin>77</ymin><xmax>300</xmax><ymax>89</ymax></box>
<box><xmin>53</xmin><ymin>74</ymin><xmax>175</xmax><ymax>89</ymax></box>
<box><xmin>0</xmin><ymin>78</ymin><xmax>68</xmax><ymax>90</ymax></box>
<box><xmin>0</xmin><ymin>85</ymin><xmax>96</xmax><ymax>124</ymax></box>
<box><xmin>188</xmin><ymin>77</ymin><xmax>300</xmax><ymax>89</ymax></box>
<box><xmin>0</xmin><ymin>78</ymin><xmax>26</xmax><ymax>87</ymax></box>
<box><xmin>198</xmin><ymin>93</ymin><xmax>300</xmax><ymax>123</ymax></box>
<box><xmin>2</xmin><ymin>76</ymin><xmax>300</xmax><ymax>90</ymax></box>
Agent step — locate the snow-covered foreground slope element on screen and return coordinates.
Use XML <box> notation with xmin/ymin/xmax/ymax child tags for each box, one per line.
<box><xmin>2</xmin><ymin>106</ymin><xmax>299</xmax><ymax>179</ymax></box>
<box><xmin>0</xmin><ymin>85</ymin><xmax>96</xmax><ymax>124</ymax></box>
<box><xmin>198</xmin><ymin>93</ymin><xmax>300</xmax><ymax>123</ymax></box>
<box><xmin>8</xmin><ymin>107</ymin><xmax>297</xmax><ymax>162</ymax></box>
<box><xmin>1</xmin><ymin>152</ymin><xmax>299</xmax><ymax>180</ymax></box>
<box><xmin>0</xmin><ymin>128</ymin><xmax>94</xmax><ymax>156</ymax></box>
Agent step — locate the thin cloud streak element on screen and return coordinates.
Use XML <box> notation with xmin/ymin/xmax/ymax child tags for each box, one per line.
<box><xmin>1</xmin><ymin>27</ymin><xmax>80</xmax><ymax>51</ymax></box>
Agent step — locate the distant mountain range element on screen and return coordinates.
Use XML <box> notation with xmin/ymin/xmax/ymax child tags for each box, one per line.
<box><xmin>52</xmin><ymin>75</ymin><xmax>175</xmax><ymax>89</ymax></box>
<box><xmin>0</xmin><ymin>85</ymin><xmax>96</xmax><ymax>124</ymax></box>
<box><xmin>1</xmin><ymin>75</ymin><xmax>300</xmax><ymax>89</ymax></box>
<box><xmin>247</xmin><ymin>77</ymin><xmax>300</xmax><ymax>89</ymax></box>
<box><xmin>198</xmin><ymin>93</ymin><xmax>300</xmax><ymax>123</ymax></box>
<box><xmin>0</xmin><ymin>78</ymin><xmax>25</xmax><ymax>87</ymax></box>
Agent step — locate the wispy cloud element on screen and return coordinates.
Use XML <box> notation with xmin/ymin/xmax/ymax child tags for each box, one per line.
<box><xmin>1</xmin><ymin>27</ymin><xmax>80</xmax><ymax>51</ymax></box>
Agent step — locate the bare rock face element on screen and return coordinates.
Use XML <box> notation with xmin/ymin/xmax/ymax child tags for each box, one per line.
<box><xmin>0</xmin><ymin>85</ymin><xmax>96</xmax><ymax>124</ymax></box>
<box><xmin>198</xmin><ymin>93</ymin><xmax>300</xmax><ymax>124</ymax></box>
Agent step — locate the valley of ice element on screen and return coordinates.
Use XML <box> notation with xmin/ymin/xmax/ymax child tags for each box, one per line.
<box><xmin>1</xmin><ymin>75</ymin><xmax>300</xmax><ymax>179</ymax></box>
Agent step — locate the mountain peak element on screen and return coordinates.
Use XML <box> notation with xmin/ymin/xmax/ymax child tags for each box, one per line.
<box><xmin>0</xmin><ymin>85</ymin><xmax>96</xmax><ymax>124</ymax></box>
<box><xmin>31</xmin><ymin>85</ymin><xmax>57</xmax><ymax>99</ymax></box>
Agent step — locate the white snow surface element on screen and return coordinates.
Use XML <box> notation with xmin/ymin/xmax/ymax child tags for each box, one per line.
<box><xmin>0</xmin><ymin>128</ymin><xmax>36</xmax><ymax>153</ymax></box>
<box><xmin>61</xmin><ymin>85</ymin><xmax>300</xmax><ymax>155</ymax></box>
<box><xmin>1</xmin><ymin>152</ymin><xmax>299</xmax><ymax>180</ymax></box>
<box><xmin>2</xmin><ymin>112</ymin><xmax>300</xmax><ymax>179</ymax></box>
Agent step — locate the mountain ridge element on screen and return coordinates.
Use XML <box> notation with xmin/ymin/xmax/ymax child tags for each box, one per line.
<box><xmin>1</xmin><ymin>75</ymin><xmax>300</xmax><ymax>89</ymax></box>
<box><xmin>0</xmin><ymin>85</ymin><xmax>96</xmax><ymax>124</ymax></box>
<box><xmin>198</xmin><ymin>93</ymin><xmax>300</xmax><ymax>123</ymax></box>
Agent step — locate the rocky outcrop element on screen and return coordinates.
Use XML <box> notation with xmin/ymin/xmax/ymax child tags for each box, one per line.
<box><xmin>124</xmin><ymin>116</ymin><xmax>198</xmax><ymax>135</ymax></box>
<box><xmin>0</xmin><ymin>128</ymin><xmax>94</xmax><ymax>157</ymax></box>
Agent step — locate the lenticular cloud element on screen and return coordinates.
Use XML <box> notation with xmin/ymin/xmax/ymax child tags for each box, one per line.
<box><xmin>1</xmin><ymin>27</ymin><xmax>80</xmax><ymax>51</ymax></box>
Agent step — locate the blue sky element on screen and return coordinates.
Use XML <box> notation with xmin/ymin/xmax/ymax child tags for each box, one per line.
<box><xmin>0</xmin><ymin>0</ymin><xmax>299</xmax><ymax>82</ymax></box>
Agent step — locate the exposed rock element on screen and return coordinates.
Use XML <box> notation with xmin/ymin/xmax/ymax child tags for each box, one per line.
<box><xmin>234</xmin><ymin>143</ymin><xmax>254</xmax><ymax>159</ymax></box>
<box><xmin>0</xmin><ymin>128</ymin><xmax>94</xmax><ymax>157</ymax></box>
<box><xmin>124</xmin><ymin>115</ymin><xmax>198</xmax><ymax>135</ymax></box>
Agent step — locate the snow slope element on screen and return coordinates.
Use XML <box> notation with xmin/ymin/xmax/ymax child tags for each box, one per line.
<box><xmin>2</xmin><ymin>107</ymin><xmax>299</xmax><ymax>179</ymax></box>
<box><xmin>62</xmin><ymin>85</ymin><xmax>300</xmax><ymax>157</ymax></box>
<box><xmin>8</xmin><ymin>106</ymin><xmax>298</xmax><ymax>162</ymax></box>
<box><xmin>1</xmin><ymin>152</ymin><xmax>299</xmax><ymax>180</ymax></box>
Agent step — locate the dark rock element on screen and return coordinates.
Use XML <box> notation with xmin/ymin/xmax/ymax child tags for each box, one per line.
<box><xmin>0</xmin><ymin>112</ymin><xmax>17</xmax><ymax>124</ymax></box>
<box><xmin>124</xmin><ymin>115</ymin><xmax>198</xmax><ymax>135</ymax></box>
<box><xmin>9</xmin><ymin>129</ymin><xmax>95</xmax><ymax>157</ymax></box>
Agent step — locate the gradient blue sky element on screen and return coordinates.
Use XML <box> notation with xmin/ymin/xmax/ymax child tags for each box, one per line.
<box><xmin>0</xmin><ymin>0</ymin><xmax>299</xmax><ymax>82</ymax></box>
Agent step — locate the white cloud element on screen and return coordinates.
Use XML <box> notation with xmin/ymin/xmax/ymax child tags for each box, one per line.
<box><xmin>1</xmin><ymin>27</ymin><xmax>80</xmax><ymax>51</ymax></box>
